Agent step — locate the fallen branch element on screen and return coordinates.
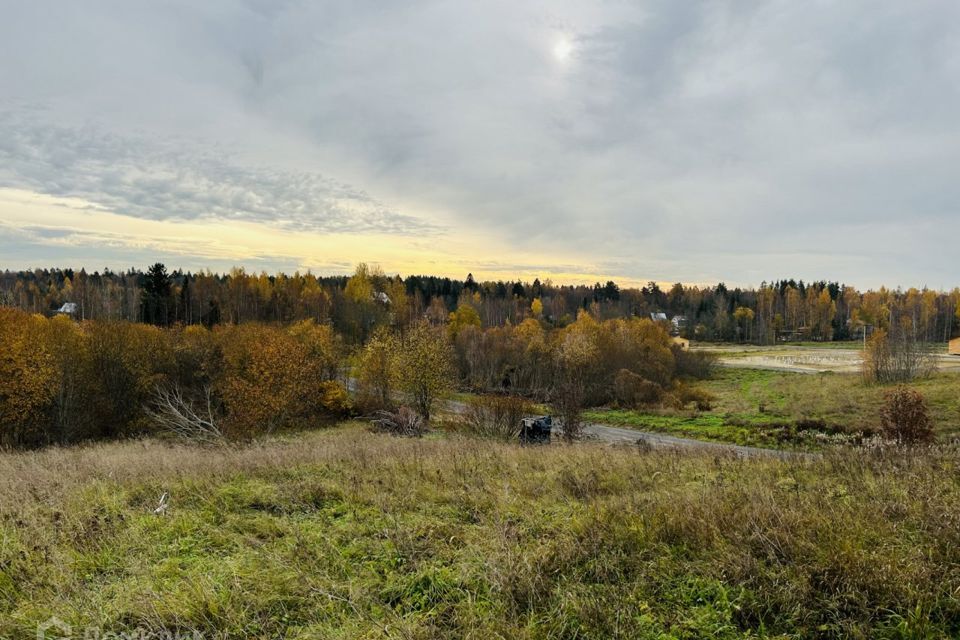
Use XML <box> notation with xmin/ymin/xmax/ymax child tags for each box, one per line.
<box><xmin>145</xmin><ymin>384</ymin><xmax>224</xmax><ymax>443</ymax></box>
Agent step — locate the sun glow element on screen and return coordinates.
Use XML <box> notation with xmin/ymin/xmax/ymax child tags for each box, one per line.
<box><xmin>553</xmin><ymin>37</ymin><xmax>573</xmax><ymax>62</ymax></box>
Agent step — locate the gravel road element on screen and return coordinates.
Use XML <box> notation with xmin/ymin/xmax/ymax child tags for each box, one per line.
<box><xmin>349</xmin><ymin>377</ymin><xmax>799</xmax><ymax>457</ymax></box>
<box><xmin>581</xmin><ymin>422</ymin><xmax>797</xmax><ymax>457</ymax></box>
<box><xmin>442</xmin><ymin>397</ymin><xmax>795</xmax><ymax>457</ymax></box>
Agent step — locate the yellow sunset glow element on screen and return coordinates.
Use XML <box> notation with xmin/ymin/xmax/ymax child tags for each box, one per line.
<box><xmin>0</xmin><ymin>188</ymin><xmax>639</xmax><ymax>286</ymax></box>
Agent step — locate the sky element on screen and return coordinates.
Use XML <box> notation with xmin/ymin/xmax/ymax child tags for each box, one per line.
<box><xmin>1</xmin><ymin>1</ymin><xmax>959</xmax><ymax>289</ymax></box>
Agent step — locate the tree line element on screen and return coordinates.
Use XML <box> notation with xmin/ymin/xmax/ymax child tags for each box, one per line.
<box><xmin>1</xmin><ymin>298</ymin><xmax>711</xmax><ymax>448</ymax></box>
<box><xmin>2</xmin><ymin>264</ymin><xmax>959</xmax><ymax>344</ymax></box>
<box><xmin>0</xmin><ymin>308</ymin><xmax>351</xmax><ymax>448</ymax></box>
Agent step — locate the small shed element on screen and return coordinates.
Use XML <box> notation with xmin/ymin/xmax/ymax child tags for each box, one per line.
<box><xmin>520</xmin><ymin>416</ymin><xmax>552</xmax><ymax>444</ymax></box>
<box><xmin>950</xmin><ymin>338</ymin><xmax>960</xmax><ymax>356</ymax></box>
<box><xmin>55</xmin><ymin>302</ymin><xmax>78</xmax><ymax>316</ymax></box>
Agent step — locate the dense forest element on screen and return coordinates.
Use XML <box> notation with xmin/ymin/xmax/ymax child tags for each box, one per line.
<box><xmin>2</xmin><ymin>264</ymin><xmax>958</xmax><ymax>344</ymax></box>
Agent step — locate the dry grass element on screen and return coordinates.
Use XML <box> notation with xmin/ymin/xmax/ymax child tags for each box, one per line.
<box><xmin>2</xmin><ymin>424</ymin><xmax>960</xmax><ymax>638</ymax></box>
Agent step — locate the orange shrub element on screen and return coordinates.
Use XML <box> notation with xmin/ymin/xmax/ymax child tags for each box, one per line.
<box><xmin>612</xmin><ymin>369</ymin><xmax>662</xmax><ymax>407</ymax></box>
<box><xmin>216</xmin><ymin>325</ymin><xmax>348</xmax><ymax>437</ymax></box>
<box><xmin>0</xmin><ymin>309</ymin><xmax>56</xmax><ymax>447</ymax></box>
<box><xmin>880</xmin><ymin>386</ymin><xmax>933</xmax><ymax>444</ymax></box>
<box><xmin>86</xmin><ymin>320</ymin><xmax>173</xmax><ymax>437</ymax></box>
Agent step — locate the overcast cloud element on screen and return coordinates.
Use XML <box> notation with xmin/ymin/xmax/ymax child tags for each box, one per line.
<box><xmin>1</xmin><ymin>1</ymin><xmax>959</xmax><ymax>287</ymax></box>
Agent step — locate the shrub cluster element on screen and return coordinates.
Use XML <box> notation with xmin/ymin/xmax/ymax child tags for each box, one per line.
<box><xmin>0</xmin><ymin>309</ymin><xmax>349</xmax><ymax>447</ymax></box>
<box><xmin>612</xmin><ymin>369</ymin><xmax>662</xmax><ymax>407</ymax></box>
<box><xmin>352</xmin><ymin>321</ymin><xmax>456</xmax><ymax>422</ymax></box>
<box><xmin>462</xmin><ymin>394</ymin><xmax>534</xmax><ymax>441</ymax></box>
<box><xmin>862</xmin><ymin>326</ymin><xmax>936</xmax><ymax>383</ymax></box>
<box><xmin>880</xmin><ymin>386</ymin><xmax>934</xmax><ymax>444</ymax></box>
<box><xmin>673</xmin><ymin>345</ymin><xmax>719</xmax><ymax>379</ymax></box>
<box><xmin>2</xmin><ymin>305</ymin><xmax>716</xmax><ymax>447</ymax></box>
<box><xmin>453</xmin><ymin>311</ymin><xmax>708</xmax><ymax>407</ymax></box>
<box><xmin>669</xmin><ymin>381</ymin><xmax>717</xmax><ymax>411</ymax></box>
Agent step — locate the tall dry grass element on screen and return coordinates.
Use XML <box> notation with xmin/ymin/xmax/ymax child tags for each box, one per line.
<box><xmin>1</xmin><ymin>425</ymin><xmax>959</xmax><ymax>638</ymax></box>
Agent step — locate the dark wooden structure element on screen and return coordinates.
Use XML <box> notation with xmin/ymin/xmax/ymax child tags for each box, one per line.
<box><xmin>520</xmin><ymin>416</ymin><xmax>552</xmax><ymax>444</ymax></box>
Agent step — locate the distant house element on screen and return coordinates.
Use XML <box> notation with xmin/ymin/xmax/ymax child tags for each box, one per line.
<box><xmin>777</xmin><ymin>328</ymin><xmax>809</xmax><ymax>343</ymax></box>
<box><xmin>373</xmin><ymin>291</ymin><xmax>391</xmax><ymax>305</ymax></box>
<box><xmin>55</xmin><ymin>302</ymin><xmax>78</xmax><ymax>316</ymax></box>
<box><xmin>950</xmin><ymin>337</ymin><xmax>960</xmax><ymax>356</ymax></box>
<box><xmin>650</xmin><ymin>312</ymin><xmax>668</xmax><ymax>322</ymax></box>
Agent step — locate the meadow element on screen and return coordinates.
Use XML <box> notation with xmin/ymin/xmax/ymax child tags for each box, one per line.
<box><xmin>585</xmin><ymin>368</ymin><xmax>960</xmax><ymax>447</ymax></box>
<box><xmin>3</xmin><ymin>424</ymin><xmax>960</xmax><ymax>639</ymax></box>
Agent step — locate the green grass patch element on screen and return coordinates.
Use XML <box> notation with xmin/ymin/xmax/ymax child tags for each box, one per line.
<box><xmin>586</xmin><ymin>368</ymin><xmax>960</xmax><ymax>446</ymax></box>
<box><xmin>583</xmin><ymin>408</ymin><xmax>778</xmax><ymax>447</ymax></box>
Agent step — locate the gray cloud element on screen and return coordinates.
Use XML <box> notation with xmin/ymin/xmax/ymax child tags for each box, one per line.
<box><xmin>0</xmin><ymin>108</ymin><xmax>438</xmax><ymax>236</ymax></box>
<box><xmin>1</xmin><ymin>0</ymin><xmax>960</xmax><ymax>287</ymax></box>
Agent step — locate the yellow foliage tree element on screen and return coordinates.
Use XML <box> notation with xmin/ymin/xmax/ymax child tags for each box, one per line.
<box><xmin>0</xmin><ymin>309</ymin><xmax>56</xmax><ymax>447</ymax></box>
<box><xmin>384</xmin><ymin>276</ymin><xmax>411</xmax><ymax>330</ymax></box>
<box><xmin>531</xmin><ymin>297</ymin><xmax>543</xmax><ymax>318</ymax></box>
<box><xmin>171</xmin><ymin>324</ymin><xmax>223</xmax><ymax>390</ymax></box>
<box><xmin>344</xmin><ymin>263</ymin><xmax>375</xmax><ymax>303</ymax></box>
<box><xmin>393</xmin><ymin>321</ymin><xmax>455</xmax><ymax>422</ymax></box>
<box><xmin>42</xmin><ymin>315</ymin><xmax>95</xmax><ymax>442</ymax></box>
<box><xmin>447</xmin><ymin>302</ymin><xmax>481</xmax><ymax>339</ymax></box>
<box><xmin>553</xmin><ymin>321</ymin><xmax>599</xmax><ymax>441</ymax></box>
<box><xmin>299</xmin><ymin>275</ymin><xmax>330</xmax><ymax>322</ymax></box>
<box><xmin>342</xmin><ymin>263</ymin><xmax>388</xmax><ymax>341</ymax></box>
<box><xmin>733</xmin><ymin>306</ymin><xmax>755</xmax><ymax>343</ymax></box>
<box><xmin>216</xmin><ymin>325</ymin><xmax>348</xmax><ymax>437</ymax></box>
<box><xmin>812</xmin><ymin>289</ymin><xmax>836</xmax><ymax>341</ymax></box>
<box><xmin>87</xmin><ymin>321</ymin><xmax>173</xmax><ymax>437</ymax></box>
<box><xmin>353</xmin><ymin>327</ymin><xmax>397</xmax><ymax>411</ymax></box>
<box><xmin>288</xmin><ymin>319</ymin><xmax>343</xmax><ymax>381</ymax></box>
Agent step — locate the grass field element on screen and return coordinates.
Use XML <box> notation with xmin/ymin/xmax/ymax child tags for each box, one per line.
<box><xmin>698</xmin><ymin>341</ymin><xmax>950</xmax><ymax>354</ymax></box>
<box><xmin>585</xmin><ymin>369</ymin><xmax>960</xmax><ymax>447</ymax></box>
<box><xmin>694</xmin><ymin>343</ymin><xmax>959</xmax><ymax>375</ymax></box>
<box><xmin>2</xmin><ymin>425</ymin><xmax>960</xmax><ymax>639</ymax></box>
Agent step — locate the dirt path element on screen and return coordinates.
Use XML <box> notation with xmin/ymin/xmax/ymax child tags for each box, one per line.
<box><xmin>440</xmin><ymin>397</ymin><xmax>796</xmax><ymax>457</ymax></box>
<box><xmin>580</xmin><ymin>422</ymin><xmax>798</xmax><ymax>457</ymax></box>
<box><xmin>349</xmin><ymin>377</ymin><xmax>802</xmax><ymax>457</ymax></box>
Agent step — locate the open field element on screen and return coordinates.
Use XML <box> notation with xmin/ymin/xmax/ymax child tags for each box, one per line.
<box><xmin>3</xmin><ymin>425</ymin><xmax>960</xmax><ymax>639</ymax></box>
<box><xmin>585</xmin><ymin>368</ymin><xmax>960</xmax><ymax>447</ymax></box>
<box><xmin>698</xmin><ymin>343</ymin><xmax>960</xmax><ymax>374</ymax></box>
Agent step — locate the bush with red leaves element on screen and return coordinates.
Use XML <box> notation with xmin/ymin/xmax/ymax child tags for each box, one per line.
<box><xmin>880</xmin><ymin>386</ymin><xmax>934</xmax><ymax>444</ymax></box>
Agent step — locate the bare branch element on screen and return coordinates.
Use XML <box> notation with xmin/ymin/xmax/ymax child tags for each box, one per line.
<box><xmin>145</xmin><ymin>384</ymin><xmax>224</xmax><ymax>443</ymax></box>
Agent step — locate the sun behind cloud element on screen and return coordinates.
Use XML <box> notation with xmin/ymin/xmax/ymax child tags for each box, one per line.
<box><xmin>552</xmin><ymin>36</ymin><xmax>574</xmax><ymax>62</ymax></box>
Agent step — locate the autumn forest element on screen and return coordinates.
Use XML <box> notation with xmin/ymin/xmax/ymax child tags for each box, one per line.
<box><xmin>3</xmin><ymin>264</ymin><xmax>958</xmax><ymax>343</ymax></box>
